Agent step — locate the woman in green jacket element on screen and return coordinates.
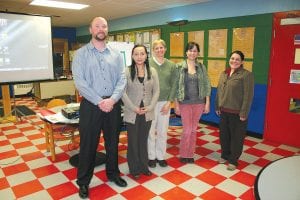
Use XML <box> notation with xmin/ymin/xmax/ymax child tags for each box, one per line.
<box><xmin>175</xmin><ymin>42</ymin><xmax>211</xmax><ymax>163</ymax></box>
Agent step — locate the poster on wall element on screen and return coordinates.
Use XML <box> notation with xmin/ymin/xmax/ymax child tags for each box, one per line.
<box><xmin>232</xmin><ymin>27</ymin><xmax>255</xmax><ymax>58</ymax></box>
<box><xmin>208</xmin><ymin>29</ymin><xmax>227</xmax><ymax>58</ymax></box>
<box><xmin>289</xmin><ymin>69</ymin><xmax>300</xmax><ymax>84</ymax></box>
<box><xmin>294</xmin><ymin>48</ymin><xmax>300</xmax><ymax>64</ymax></box>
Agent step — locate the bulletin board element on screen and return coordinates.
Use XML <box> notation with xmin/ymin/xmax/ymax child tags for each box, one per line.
<box><xmin>107</xmin><ymin>28</ymin><xmax>160</xmax><ymax>56</ymax></box>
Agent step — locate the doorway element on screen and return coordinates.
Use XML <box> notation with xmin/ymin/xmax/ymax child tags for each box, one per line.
<box><xmin>265</xmin><ymin>11</ymin><xmax>300</xmax><ymax>147</ymax></box>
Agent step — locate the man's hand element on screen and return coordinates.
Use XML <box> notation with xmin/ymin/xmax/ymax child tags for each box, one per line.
<box><xmin>98</xmin><ymin>98</ymin><xmax>115</xmax><ymax>112</ymax></box>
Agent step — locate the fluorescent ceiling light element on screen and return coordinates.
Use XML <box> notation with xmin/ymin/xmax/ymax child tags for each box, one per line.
<box><xmin>30</xmin><ymin>0</ymin><xmax>89</xmax><ymax>10</ymax></box>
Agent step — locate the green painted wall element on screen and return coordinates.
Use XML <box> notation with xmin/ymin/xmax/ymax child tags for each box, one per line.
<box><xmin>77</xmin><ymin>13</ymin><xmax>272</xmax><ymax>84</ymax></box>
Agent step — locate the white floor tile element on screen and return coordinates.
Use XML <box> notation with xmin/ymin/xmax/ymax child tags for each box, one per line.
<box><xmin>142</xmin><ymin>177</ymin><xmax>175</xmax><ymax>195</ymax></box>
<box><xmin>6</xmin><ymin>171</ymin><xmax>36</xmax><ymax>186</ymax></box>
<box><xmin>179</xmin><ymin>178</ymin><xmax>212</xmax><ymax>196</ymax></box>
<box><xmin>216</xmin><ymin>179</ymin><xmax>249</xmax><ymax>197</ymax></box>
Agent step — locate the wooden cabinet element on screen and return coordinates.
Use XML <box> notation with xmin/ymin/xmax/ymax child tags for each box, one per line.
<box><xmin>34</xmin><ymin>80</ymin><xmax>75</xmax><ymax>100</ymax></box>
<box><xmin>53</xmin><ymin>38</ymin><xmax>70</xmax><ymax>74</ymax></box>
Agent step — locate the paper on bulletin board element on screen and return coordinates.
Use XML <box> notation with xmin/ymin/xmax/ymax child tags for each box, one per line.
<box><xmin>232</xmin><ymin>27</ymin><xmax>255</xmax><ymax>58</ymax></box>
<box><xmin>208</xmin><ymin>29</ymin><xmax>227</xmax><ymax>58</ymax></box>
<box><xmin>290</xmin><ymin>69</ymin><xmax>300</xmax><ymax>84</ymax></box>
<box><xmin>188</xmin><ymin>31</ymin><xmax>204</xmax><ymax>57</ymax></box>
<box><xmin>207</xmin><ymin>60</ymin><xmax>226</xmax><ymax>87</ymax></box>
<box><xmin>108</xmin><ymin>35</ymin><xmax>115</xmax><ymax>41</ymax></box>
<box><xmin>135</xmin><ymin>32</ymin><xmax>142</xmax><ymax>44</ymax></box>
<box><xmin>143</xmin><ymin>32</ymin><xmax>150</xmax><ymax>43</ymax></box>
<box><xmin>129</xmin><ymin>32</ymin><xmax>136</xmax><ymax>42</ymax></box>
<box><xmin>124</xmin><ymin>33</ymin><xmax>130</xmax><ymax>42</ymax></box>
<box><xmin>151</xmin><ymin>30</ymin><xmax>160</xmax><ymax>42</ymax></box>
<box><xmin>170</xmin><ymin>32</ymin><xmax>184</xmax><ymax>57</ymax></box>
<box><xmin>116</xmin><ymin>34</ymin><xmax>124</xmax><ymax>42</ymax></box>
<box><xmin>294</xmin><ymin>48</ymin><xmax>300</xmax><ymax>64</ymax></box>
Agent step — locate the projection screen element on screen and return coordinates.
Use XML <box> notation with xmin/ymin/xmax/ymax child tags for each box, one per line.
<box><xmin>0</xmin><ymin>12</ymin><xmax>54</xmax><ymax>83</ymax></box>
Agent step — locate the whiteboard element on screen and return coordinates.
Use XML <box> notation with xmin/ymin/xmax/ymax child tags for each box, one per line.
<box><xmin>107</xmin><ymin>41</ymin><xmax>134</xmax><ymax>66</ymax></box>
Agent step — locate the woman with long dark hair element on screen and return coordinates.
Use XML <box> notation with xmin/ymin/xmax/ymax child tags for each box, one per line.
<box><xmin>122</xmin><ymin>44</ymin><xmax>159</xmax><ymax>179</ymax></box>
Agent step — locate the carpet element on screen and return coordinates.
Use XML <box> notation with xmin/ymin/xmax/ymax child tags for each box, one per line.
<box><xmin>0</xmin><ymin>105</ymin><xmax>36</xmax><ymax>116</ymax></box>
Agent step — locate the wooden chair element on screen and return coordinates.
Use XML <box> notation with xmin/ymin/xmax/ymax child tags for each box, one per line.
<box><xmin>75</xmin><ymin>89</ymin><xmax>83</xmax><ymax>103</ymax></box>
<box><xmin>44</xmin><ymin>98</ymin><xmax>79</xmax><ymax>161</ymax></box>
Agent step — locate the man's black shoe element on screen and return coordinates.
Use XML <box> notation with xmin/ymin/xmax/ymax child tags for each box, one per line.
<box><xmin>109</xmin><ymin>176</ymin><xmax>127</xmax><ymax>187</ymax></box>
<box><xmin>78</xmin><ymin>185</ymin><xmax>89</xmax><ymax>199</ymax></box>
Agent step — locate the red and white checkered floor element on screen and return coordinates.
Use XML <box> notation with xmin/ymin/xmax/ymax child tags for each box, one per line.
<box><xmin>1</xmin><ymin>97</ymin><xmax>299</xmax><ymax>200</ymax></box>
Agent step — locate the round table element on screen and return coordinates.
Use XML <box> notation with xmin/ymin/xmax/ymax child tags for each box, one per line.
<box><xmin>254</xmin><ymin>155</ymin><xmax>300</xmax><ymax>200</ymax></box>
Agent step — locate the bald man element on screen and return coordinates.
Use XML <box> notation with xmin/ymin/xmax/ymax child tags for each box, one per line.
<box><xmin>72</xmin><ymin>17</ymin><xmax>127</xmax><ymax>199</ymax></box>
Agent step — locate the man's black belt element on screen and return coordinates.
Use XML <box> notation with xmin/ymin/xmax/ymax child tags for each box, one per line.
<box><xmin>102</xmin><ymin>96</ymin><xmax>111</xmax><ymax>99</ymax></box>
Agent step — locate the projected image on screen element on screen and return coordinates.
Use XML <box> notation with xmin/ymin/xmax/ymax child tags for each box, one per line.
<box><xmin>0</xmin><ymin>12</ymin><xmax>54</xmax><ymax>83</ymax></box>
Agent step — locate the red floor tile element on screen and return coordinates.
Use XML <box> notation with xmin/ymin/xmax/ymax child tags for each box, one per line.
<box><xmin>167</xmin><ymin>137</ymin><xmax>180</xmax><ymax>145</ymax></box>
<box><xmin>244</xmin><ymin>148</ymin><xmax>268</xmax><ymax>157</ymax></box>
<box><xmin>230</xmin><ymin>171</ymin><xmax>256</xmax><ymax>186</ymax></box>
<box><xmin>0</xmin><ymin>139</ymin><xmax>10</xmax><ymax>146</ymax></box>
<box><xmin>195</xmin><ymin>146</ymin><xmax>214</xmax><ymax>156</ymax></box>
<box><xmin>26</xmin><ymin>133</ymin><xmax>44</xmax><ymax>140</ymax></box>
<box><xmin>89</xmin><ymin>184</ymin><xmax>118</xmax><ymax>199</ymax></box>
<box><xmin>196</xmin><ymin>157</ymin><xmax>218</xmax><ymax>169</ymax></box>
<box><xmin>162</xmin><ymin>170</ymin><xmax>192</xmax><ymax>185</ymax></box>
<box><xmin>12</xmin><ymin>179</ymin><xmax>44</xmax><ymax>198</ymax></box>
<box><xmin>166</xmin><ymin>146</ymin><xmax>179</xmax><ymax>155</ymax></box>
<box><xmin>21</xmin><ymin>151</ymin><xmax>45</xmax><ymax>162</ymax></box>
<box><xmin>160</xmin><ymin>187</ymin><xmax>195</xmax><ymax>200</ymax></box>
<box><xmin>32</xmin><ymin>165</ymin><xmax>60</xmax><ymax>178</ymax></box>
<box><xmin>197</xmin><ymin>170</ymin><xmax>226</xmax><ymax>186</ymax></box>
<box><xmin>5</xmin><ymin>132</ymin><xmax>24</xmax><ymax>139</ymax></box>
<box><xmin>12</xmin><ymin>141</ymin><xmax>33</xmax><ymax>149</ymax></box>
<box><xmin>200</xmin><ymin>188</ymin><xmax>236</xmax><ymax>200</ymax></box>
<box><xmin>253</xmin><ymin>158</ymin><xmax>271</xmax><ymax>167</ymax></box>
<box><xmin>47</xmin><ymin>182</ymin><xmax>78</xmax><ymax>199</ymax></box>
<box><xmin>62</xmin><ymin>168</ymin><xmax>77</xmax><ymax>180</ymax></box>
<box><xmin>0</xmin><ymin>177</ymin><xmax>10</xmax><ymax>190</ymax></box>
<box><xmin>271</xmin><ymin>148</ymin><xmax>295</xmax><ymax>157</ymax></box>
<box><xmin>121</xmin><ymin>185</ymin><xmax>156</xmax><ymax>200</ymax></box>
<box><xmin>2</xmin><ymin>163</ymin><xmax>29</xmax><ymax>176</ymax></box>
<box><xmin>0</xmin><ymin>149</ymin><xmax>18</xmax><ymax>159</ymax></box>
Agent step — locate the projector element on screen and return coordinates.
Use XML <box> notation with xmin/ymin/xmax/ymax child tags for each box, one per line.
<box><xmin>61</xmin><ymin>106</ymin><xmax>80</xmax><ymax>119</ymax></box>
